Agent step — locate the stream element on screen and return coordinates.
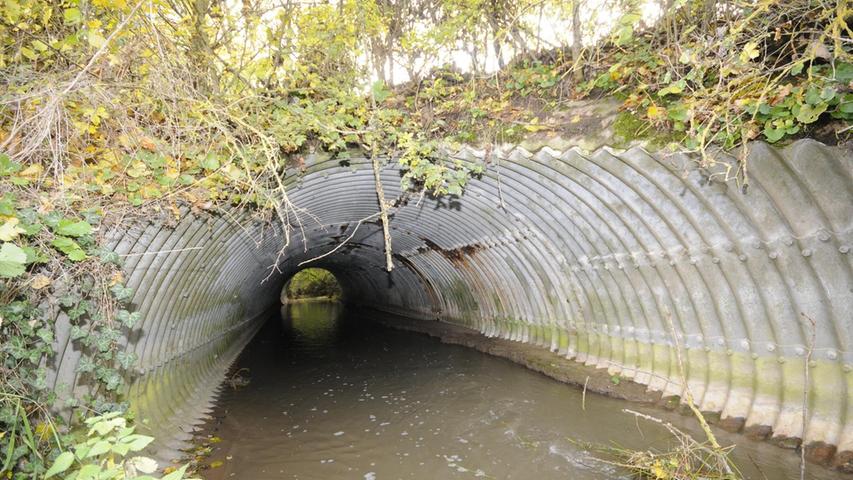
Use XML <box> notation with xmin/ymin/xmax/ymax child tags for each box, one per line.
<box><xmin>195</xmin><ymin>301</ymin><xmax>839</xmax><ymax>480</ymax></box>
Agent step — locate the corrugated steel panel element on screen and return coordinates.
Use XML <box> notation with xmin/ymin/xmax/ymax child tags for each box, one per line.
<box><xmin>45</xmin><ymin>139</ymin><xmax>853</xmax><ymax>467</ymax></box>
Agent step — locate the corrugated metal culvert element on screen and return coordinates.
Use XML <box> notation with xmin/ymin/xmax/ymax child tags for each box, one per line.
<box><xmin>46</xmin><ymin>139</ymin><xmax>853</xmax><ymax>469</ymax></box>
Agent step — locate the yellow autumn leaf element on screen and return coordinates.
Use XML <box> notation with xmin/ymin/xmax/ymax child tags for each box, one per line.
<box><xmin>30</xmin><ymin>274</ymin><xmax>51</xmax><ymax>290</ymax></box>
<box><xmin>34</xmin><ymin>421</ymin><xmax>56</xmax><ymax>440</ymax></box>
<box><xmin>99</xmin><ymin>150</ymin><xmax>120</xmax><ymax>166</ymax></box>
<box><xmin>126</xmin><ymin>161</ymin><xmax>149</xmax><ymax>178</ymax></box>
<box><xmin>0</xmin><ymin>218</ymin><xmax>25</xmax><ymax>241</ymax></box>
<box><xmin>109</xmin><ymin>271</ymin><xmax>124</xmax><ymax>286</ymax></box>
<box><xmin>93</xmin><ymin>0</ymin><xmax>128</xmax><ymax>8</ymax></box>
<box><xmin>87</xmin><ymin>30</ymin><xmax>107</xmax><ymax>49</ymax></box>
<box><xmin>647</xmin><ymin>104</ymin><xmax>664</xmax><ymax>119</ymax></box>
<box><xmin>117</xmin><ymin>133</ymin><xmax>133</xmax><ymax>149</ymax></box>
<box><xmin>740</xmin><ymin>41</ymin><xmax>760</xmax><ymax>62</ymax></box>
<box><xmin>222</xmin><ymin>163</ymin><xmax>243</xmax><ymax>179</ymax></box>
<box><xmin>19</xmin><ymin>163</ymin><xmax>43</xmax><ymax>178</ymax></box>
<box><xmin>140</xmin><ymin>184</ymin><xmax>162</xmax><ymax>198</ymax></box>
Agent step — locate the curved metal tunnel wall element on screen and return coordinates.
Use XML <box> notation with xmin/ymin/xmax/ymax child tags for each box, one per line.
<box><xmin>47</xmin><ymin>140</ymin><xmax>852</xmax><ymax>467</ymax></box>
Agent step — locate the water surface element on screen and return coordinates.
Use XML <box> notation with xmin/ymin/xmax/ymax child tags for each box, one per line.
<box><xmin>197</xmin><ymin>301</ymin><xmax>838</xmax><ymax>480</ymax></box>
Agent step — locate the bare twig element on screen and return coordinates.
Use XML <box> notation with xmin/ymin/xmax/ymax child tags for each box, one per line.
<box><xmin>297</xmin><ymin>213</ymin><xmax>383</xmax><ymax>267</ymax></box>
<box><xmin>372</xmin><ymin>154</ymin><xmax>394</xmax><ymax>272</ymax></box>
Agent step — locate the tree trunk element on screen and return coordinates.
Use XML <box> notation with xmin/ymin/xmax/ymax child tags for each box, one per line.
<box><xmin>189</xmin><ymin>0</ymin><xmax>217</xmax><ymax>93</ymax></box>
<box><xmin>571</xmin><ymin>0</ymin><xmax>583</xmax><ymax>84</ymax></box>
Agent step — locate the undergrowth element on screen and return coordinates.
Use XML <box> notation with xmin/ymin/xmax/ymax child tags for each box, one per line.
<box><xmin>592</xmin><ymin>409</ymin><xmax>742</xmax><ymax>480</ymax></box>
<box><xmin>393</xmin><ymin>0</ymin><xmax>851</xmax><ymax>187</ymax></box>
<box><xmin>286</xmin><ymin>268</ymin><xmax>342</xmax><ymax>301</ymax></box>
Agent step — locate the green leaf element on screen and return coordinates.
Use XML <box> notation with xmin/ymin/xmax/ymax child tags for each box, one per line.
<box><xmin>98</xmin><ymin>249</ymin><xmax>122</xmax><ymax>265</ymax></box>
<box><xmin>804</xmin><ymin>87</ymin><xmax>823</xmax><ymax>105</ymax></box>
<box><xmin>55</xmin><ymin>219</ymin><xmax>93</xmax><ymax>237</ymax></box>
<box><xmin>835</xmin><ymin>62</ymin><xmax>853</xmax><ymax>83</ymax></box>
<box><xmin>140</xmin><ymin>152</ymin><xmax>166</xmax><ymax>169</ymax></box>
<box><xmin>84</xmin><ymin>411</ymin><xmax>123</xmax><ymax>425</ymax></box>
<box><xmin>89</xmin><ymin>416</ymin><xmax>124</xmax><ymax>437</ymax></box>
<box><xmin>371</xmin><ymin>81</ymin><xmax>391</xmax><ymax>103</ymax></box>
<box><xmin>86</xmin><ymin>440</ymin><xmax>112</xmax><ymax>457</ymax></box>
<box><xmin>63</xmin><ymin>7</ymin><xmax>82</xmax><ymax>24</ymax></box>
<box><xmin>790</xmin><ymin>61</ymin><xmax>804</xmax><ymax>76</ymax></box>
<box><xmin>22</xmin><ymin>246</ymin><xmax>47</xmax><ymax>264</ymax></box>
<box><xmin>37</xmin><ymin>327</ymin><xmax>53</xmax><ymax>344</ymax></box>
<box><xmin>45</xmin><ymin>451</ymin><xmax>75</xmax><ymax>478</ymax></box>
<box><xmin>795</xmin><ymin>103</ymin><xmax>827</xmax><ymax>124</ymax></box>
<box><xmin>117</xmin><ymin>309</ymin><xmax>142</xmax><ymax>328</ymax></box>
<box><xmin>658</xmin><ymin>79</ymin><xmax>686</xmax><ymax>97</ymax></box>
<box><xmin>77</xmin><ymin>463</ymin><xmax>101</xmax><ymax>478</ymax></box>
<box><xmin>0</xmin><ymin>194</ymin><xmax>15</xmax><ymax>216</ymax></box>
<box><xmin>20</xmin><ymin>222</ymin><xmax>42</xmax><ymax>236</ymax></box>
<box><xmin>42</xmin><ymin>211</ymin><xmax>63</xmax><ymax>228</ymax></box>
<box><xmin>614</xmin><ymin>12</ymin><xmax>640</xmax><ymax>46</ymax></box>
<box><xmin>110</xmin><ymin>284</ymin><xmax>134</xmax><ymax>302</ymax></box>
<box><xmin>111</xmin><ymin>442</ymin><xmax>131</xmax><ymax>456</ymax></box>
<box><xmin>74</xmin><ymin>443</ymin><xmax>91</xmax><ymax>460</ymax></box>
<box><xmin>763</xmin><ymin>125</ymin><xmax>786</xmax><ymax>143</ymax></box>
<box><xmin>76</xmin><ymin>356</ymin><xmax>96</xmax><ymax>373</ymax></box>
<box><xmin>0</xmin><ymin>243</ymin><xmax>27</xmax><ymax>278</ymax></box>
<box><xmin>667</xmin><ymin>103</ymin><xmax>688</xmax><ymax>122</ymax></box>
<box><xmin>200</xmin><ymin>153</ymin><xmax>221</xmax><ymax>171</ymax></box>
<box><xmin>70</xmin><ymin>325</ymin><xmax>87</xmax><ymax>341</ymax></box>
<box><xmin>52</xmin><ymin>236</ymin><xmax>87</xmax><ymax>261</ymax></box>
<box><xmin>820</xmin><ymin>86</ymin><xmax>837</xmax><ymax>101</ymax></box>
<box><xmin>122</xmin><ymin>434</ymin><xmax>154</xmax><ymax>452</ymax></box>
<box><xmin>21</xmin><ymin>47</ymin><xmax>37</xmax><ymax>60</ymax></box>
<box><xmin>0</xmin><ymin>153</ymin><xmax>22</xmax><ymax>176</ymax></box>
<box><xmin>117</xmin><ymin>351</ymin><xmax>138</xmax><ymax>369</ymax></box>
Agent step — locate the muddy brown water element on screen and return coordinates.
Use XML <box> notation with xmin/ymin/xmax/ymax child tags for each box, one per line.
<box><xmin>195</xmin><ymin>301</ymin><xmax>840</xmax><ymax>480</ymax></box>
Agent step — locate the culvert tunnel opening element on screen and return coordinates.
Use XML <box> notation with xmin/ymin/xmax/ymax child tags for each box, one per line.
<box><xmin>282</xmin><ymin>267</ymin><xmax>345</xmax><ymax>303</ymax></box>
<box><xmin>49</xmin><ymin>143</ymin><xmax>848</xmax><ymax>478</ymax></box>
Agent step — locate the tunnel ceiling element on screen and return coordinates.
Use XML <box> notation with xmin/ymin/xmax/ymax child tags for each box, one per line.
<box><xmin>46</xmin><ymin>138</ymin><xmax>853</xmax><ymax>467</ymax></box>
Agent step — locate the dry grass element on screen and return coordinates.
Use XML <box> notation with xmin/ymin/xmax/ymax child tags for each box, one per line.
<box><xmin>600</xmin><ymin>409</ymin><xmax>741</xmax><ymax>480</ymax></box>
